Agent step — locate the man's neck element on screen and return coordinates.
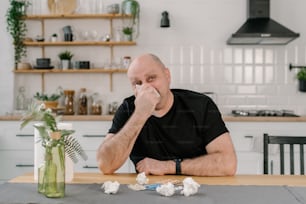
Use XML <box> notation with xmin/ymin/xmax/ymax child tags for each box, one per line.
<box><xmin>153</xmin><ymin>90</ymin><xmax>174</xmax><ymax>118</ymax></box>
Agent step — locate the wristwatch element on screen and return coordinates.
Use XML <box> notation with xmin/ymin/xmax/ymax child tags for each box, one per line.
<box><xmin>174</xmin><ymin>159</ymin><xmax>182</xmax><ymax>175</ymax></box>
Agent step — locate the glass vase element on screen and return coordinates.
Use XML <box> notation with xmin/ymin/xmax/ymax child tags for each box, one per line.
<box><xmin>38</xmin><ymin>143</ymin><xmax>65</xmax><ymax>198</ymax></box>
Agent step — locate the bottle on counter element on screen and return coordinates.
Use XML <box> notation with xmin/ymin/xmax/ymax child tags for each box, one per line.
<box><xmin>16</xmin><ymin>86</ymin><xmax>26</xmax><ymax>111</ymax></box>
<box><xmin>78</xmin><ymin>88</ymin><xmax>88</xmax><ymax>115</ymax></box>
<box><xmin>91</xmin><ymin>92</ymin><xmax>102</xmax><ymax>115</ymax></box>
<box><xmin>64</xmin><ymin>90</ymin><xmax>75</xmax><ymax>115</ymax></box>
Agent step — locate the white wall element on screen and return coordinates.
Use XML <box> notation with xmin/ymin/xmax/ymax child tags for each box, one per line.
<box><xmin>1</xmin><ymin>0</ymin><xmax>306</xmax><ymax>115</ymax></box>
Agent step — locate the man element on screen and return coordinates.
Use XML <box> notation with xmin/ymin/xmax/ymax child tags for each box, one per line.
<box><xmin>97</xmin><ymin>53</ymin><xmax>237</xmax><ymax>176</ymax></box>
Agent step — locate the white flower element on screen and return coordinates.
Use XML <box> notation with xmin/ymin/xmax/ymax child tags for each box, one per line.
<box><xmin>156</xmin><ymin>182</ymin><xmax>175</xmax><ymax>197</ymax></box>
<box><xmin>180</xmin><ymin>177</ymin><xmax>200</xmax><ymax>196</ymax></box>
<box><xmin>136</xmin><ymin>172</ymin><xmax>149</xmax><ymax>185</ymax></box>
<box><xmin>101</xmin><ymin>181</ymin><xmax>120</xmax><ymax>194</ymax></box>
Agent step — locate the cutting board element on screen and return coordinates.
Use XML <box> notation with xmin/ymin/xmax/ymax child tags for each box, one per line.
<box><xmin>48</xmin><ymin>0</ymin><xmax>77</xmax><ymax>14</ymax></box>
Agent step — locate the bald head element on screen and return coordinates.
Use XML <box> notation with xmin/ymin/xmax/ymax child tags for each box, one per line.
<box><xmin>128</xmin><ymin>53</ymin><xmax>166</xmax><ymax>74</ymax></box>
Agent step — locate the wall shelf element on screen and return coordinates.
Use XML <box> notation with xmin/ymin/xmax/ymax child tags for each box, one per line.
<box><xmin>14</xmin><ymin>69</ymin><xmax>127</xmax><ymax>92</ymax></box>
<box><xmin>24</xmin><ymin>14</ymin><xmax>132</xmax><ymax>20</ymax></box>
<box><xmin>24</xmin><ymin>41</ymin><xmax>136</xmax><ymax>46</ymax></box>
<box><xmin>16</xmin><ymin>13</ymin><xmax>135</xmax><ymax>93</ymax></box>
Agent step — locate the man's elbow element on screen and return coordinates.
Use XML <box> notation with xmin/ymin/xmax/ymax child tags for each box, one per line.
<box><xmin>97</xmin><ymin>160</ymin><xmax>116</xmax><ymax>175</ymax></box>
<box><xmin>225</xmin><ymin>154</ymin><xmax>237</xmax><ymax>176</ymax></box>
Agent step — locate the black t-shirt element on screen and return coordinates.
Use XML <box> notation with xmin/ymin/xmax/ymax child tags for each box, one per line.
<box><xmin>109</xmin><ymin>89</ymin><xmax>228</xmax><ymax>166</ymax></box>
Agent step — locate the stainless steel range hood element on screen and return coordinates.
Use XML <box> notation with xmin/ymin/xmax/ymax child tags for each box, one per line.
<box><xmin>227</xmin><ymin>0</ymin><xmax>299</xmax><ymax>45</ymax></box>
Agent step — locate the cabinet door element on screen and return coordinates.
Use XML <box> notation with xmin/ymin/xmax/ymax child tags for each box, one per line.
<box><xmin>75</xmin><ymin>150</ymin><xmax>135</xmax><ymax>173</ymax></box>
<box><xmin>226</xmin><ymin>121</ymin><xmax>306</xmax><ymax>175</ymax></box>
<box><xmin>0</xmin><ymin>150</ymin><xmax>34</xmax><ymax>180</ymax></box>
<box><xmin>69</xmin><ymin>121</ymin><xmax>135</xmax><ymax>173</ymax></box>
<box><xmin>0</xmin><ymin>121</ymin><xmax>34</xmax><ymax>150</ymax></box>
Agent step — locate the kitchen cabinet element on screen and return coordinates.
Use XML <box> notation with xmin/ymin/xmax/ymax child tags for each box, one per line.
<box><xmin>15</xmin><ymin>14</ymin><xmax>136</xmax><ymax>92</ymax></box>
<box><xmin>0</xmin><ymin>120</ymin><xmax>134</xmax><ymax>182</ymax></box>
<box><xmin>0</xmin><ymin>121</ymin><xmax>34</xmax><ymax>182</ymax></box>
<box><xmin>226</xmin><ymin>121</ymin><xmax>306</xmax><ymax>175</ymax></box>
<box><xmin>70</xmin><ymin>121</ymin><xmax>135</xmax><ymax>173</ymax></box>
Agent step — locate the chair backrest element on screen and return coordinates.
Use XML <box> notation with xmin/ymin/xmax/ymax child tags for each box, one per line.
<box><xmin>263</xmin><ymin>133</ymin><xmax>306</xmax><ymax>175</ymax></box>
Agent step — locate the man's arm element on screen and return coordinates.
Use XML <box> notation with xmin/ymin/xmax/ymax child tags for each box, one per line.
<box><xmin>96</xmin><ymin>85</ymin><xmax>161</xmax><ymax>174</ymax></box>
<box><xmin>136</xmin><ymin>132</ymin><xmax>237</xmax><ymax>176</ymax></box>
<box><xmin>96</xmin><ymin>112</ymin><xmax>147</xmax><ymax>174</ymax></box>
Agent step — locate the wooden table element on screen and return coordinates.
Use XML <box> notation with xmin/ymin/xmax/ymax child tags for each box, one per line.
<box><xmin>9</xmin><ymin>172</ymin><xmax>306</xmax><ymax>186</ymax></box>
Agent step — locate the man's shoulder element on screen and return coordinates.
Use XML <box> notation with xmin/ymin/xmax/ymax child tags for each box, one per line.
<box><xmin>171</xmin><ymin>89</ymin><xmax>208</xmax><ymax>100</ymax></box>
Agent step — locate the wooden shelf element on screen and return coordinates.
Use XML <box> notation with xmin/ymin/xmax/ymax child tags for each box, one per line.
<box><xmin>14</xmin><ymin>69</ymin><xmax>127</xmax><ymax>92</ymax></box>
<box><xmin>17</xmin><ymin>13</ymin><xmax>134</xmax><ymax>93</ymax></box>
<box><xmin>24</xmin><ymin>41</ymin><xmax>136</xmax><ymax>46</ymax></box>
<box><xmin>14</xmin><ymin>69</ymin><xmax>127</xmax><ymax>74</ymax></box>
<box><xmin>24</xmin><ymin>14</ymin><xmax>132</xmax><ymax>20</ymax></box>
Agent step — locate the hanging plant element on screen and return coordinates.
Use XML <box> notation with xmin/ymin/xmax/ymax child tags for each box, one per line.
<box><xmin>6</xmin><ymin>0</ymin><xmax>30</xmax><ymax>68</ymax></box>
<box><xmin>121</xmin><ymin>0</ymin><xmax>140</xmax><ymax>38</ymax></box>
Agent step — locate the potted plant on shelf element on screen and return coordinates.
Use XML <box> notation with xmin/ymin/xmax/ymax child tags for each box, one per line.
<box><xmin>51</xmin><ymin>33</ymin><xmax>58</xmax><ymax>42</ymax></box>
<box><xmin>122</xmin><ymin>26</ymin><xmax>133</xmax><ymax>41</ymax></box>
<box><xmin>34</xmin><ymin>91</ymin><xmax>63</xmax><ymax>109</ymax></box>
<box><xmin>58</xmin><ymin>50</ymin><xmax>74</xmax><ymax>70</ymax></box>
<box><xmin>297</xmin><ymin>68</ymin><xmax>306</xmax><ymax>92</ymax></box>
<box><xmin>6</xmin><ymin>0</ymin><xmax>30</xmax><ymax>68</ymax></box>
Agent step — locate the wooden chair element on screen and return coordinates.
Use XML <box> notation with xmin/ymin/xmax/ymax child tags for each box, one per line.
<box><xmin>263</xmin><ymin>133</ymin><xmax>306</xmax><ymax>175</ymax></box>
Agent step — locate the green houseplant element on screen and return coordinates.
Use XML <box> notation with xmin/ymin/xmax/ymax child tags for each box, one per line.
<box><xmin>58</xmin><ymin>50</ymin><xmax>74</xmax><ymax>69</ymax></box>
<box><xmin>121</xmin><ymin>0</ymin><xmax>140</xmax><ymax>39</ymax></box>
<box><xmin>122</xmin><ymin>26</ymin><xmax>133</xmax><ymax>41</ymax></box>
<box><xmin>20</xmin><ymin>103</ymin><xmax>87</xmax><ymax>197</ymax></box>
<box><xmin>34</xmin><ymin>91</ymin><xmax>63</xmax><ymax>109</ymax></box>
<box><xmin>6</xmin><ymin>0</ymin><xmax>30</xmax><ymax>68</ymax></box>
<box><xmin>297</xmin><ymin>68</ymin><xmax>306</xmax><ymax>92</ymax></box>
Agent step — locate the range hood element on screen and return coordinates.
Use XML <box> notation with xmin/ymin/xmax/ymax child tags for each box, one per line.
<box><xmin>227</xmin><ymin>0</ymin><xmax>299</xmax><ymax>45</ymax></box>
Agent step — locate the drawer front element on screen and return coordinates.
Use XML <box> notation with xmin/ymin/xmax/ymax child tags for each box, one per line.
<box><xmin>0</xmin><ymin>122</ymin><xmax>34</xmax><ymax>150</ymax></box>
<box><xmin>0</xmin><ymin>150</ymin><xmax>34</xmax><ymax>180</ymax></box>
<box><xmin>75</xmin><ymin>150</ymin><xmax>135</xmax><ymax>173</ymax></box>
<box><xmin>71</xmin><ymin>121</ymin><xmax>111</xmax><ymax>150</ymax></box>
<box><xmin>236</xmin><ymin>152</ymin><xmax>261</xmax><ymax>174</ymax></box>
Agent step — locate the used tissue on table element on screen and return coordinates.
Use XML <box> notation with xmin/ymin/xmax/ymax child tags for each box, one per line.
<box><xmin>101</xmin><ymin>181</ymin><xmax>120</xmax><ymax>194</ymax></box>
<box><xmin>136</xmin><ymin>172</ymin><xmax>149</xmax><ymax>185</ymax></box>
<box><xmin>180</xmin><ymin>177</ymin><xmax>200</xmax><ymax>196</ymax></box>
<box><xmin>156</xmin><ymin>182</ymin><xmax>175</xmax><ymax>197</ymax></box>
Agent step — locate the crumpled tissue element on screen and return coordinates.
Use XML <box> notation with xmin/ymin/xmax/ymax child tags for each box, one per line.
<box><xmin>180</xmin><ymin>177</ymin><xmax>200</xmax><ymax>196</ymax></box>
<box><xmin>101</xmin><ymin>181</ymin><xmax>120</xmax><ymax>194</ymax></box>
<box><xmin>156</xmin><ymin>182</ymin><xmax>175</xmax><ymax>197</ymax></box>
<box><xmin>136</xmin><ymin>172</ymin><xmax>149</xmax><ymax>185</ymax></box>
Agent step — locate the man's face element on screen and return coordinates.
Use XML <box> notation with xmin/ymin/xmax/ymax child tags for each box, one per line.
<box><xmin>127</xmin><ymin>57</ymin><xmax>171</xmax><ymax>110</ymax></box>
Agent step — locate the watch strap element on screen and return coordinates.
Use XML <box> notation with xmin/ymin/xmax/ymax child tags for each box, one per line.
<box><xmin>174</xmin><ymin>159</ymin><xmax>182</xmax><ymax>175</ymax></box>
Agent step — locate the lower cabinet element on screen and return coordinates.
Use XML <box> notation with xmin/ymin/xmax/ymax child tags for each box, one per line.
<box><xmin>0</xmin><ymin>121</ymin><xmax>35</xmax><ymax>182</ymax></box>
<box><xmin>226</xmin><ymin>121</ymin><xmax>306</xmax><ymax>175</ymax></box>
<box><xmin>0</xmin><ymin>120</ymin><xmax>135</xmax><ymax>182</ymax></box>
<box><xmin>3</xmin><ymin>119</ymin><xmax>304</xmax><ymax>180</ymax></box>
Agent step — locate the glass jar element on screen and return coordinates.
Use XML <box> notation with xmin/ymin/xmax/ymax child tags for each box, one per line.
<box><xmin>16</xmin><ymin>86</ymin><xmax>26</xmax><ymax>110</ymax></box>
<box><xmin>78</xmin><ymin>88</ymin><xmax>88</xmax><ymax>115</ymax></box>
<box><xmin>64</xmin><ymin>90</ymin><xmax>75</xmax><ymax>115</ymax></box>
<box><xmin>91</xmin><ymin>93</ymin><xmax>102</xmax><ymax>115</ymax></box>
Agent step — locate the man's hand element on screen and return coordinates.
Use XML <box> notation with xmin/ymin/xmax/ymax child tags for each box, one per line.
<box><xmin>136</xmin><ymin>157</ymin><xmax>174</xmax><ymax>175</ymax></box>
<box><xmin>134</xmin><ymin>85</ymin><xmax>160</xmax><ymax>118</ymax></box>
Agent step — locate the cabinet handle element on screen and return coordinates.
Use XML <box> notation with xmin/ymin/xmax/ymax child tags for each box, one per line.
<box><xmin>83</xmin><ymin>165</ymin><xmax>98</xmax><ymax>169</ymax></box>
<box><xmin>16</xmin><ymin>164</ymin><xmax>34</xmax><ymax>167</ymax></box>
<box><xmin>82</xmin><ymin>134</ymin><xmax>106</xmax><ymax>138</ymax></box>
<box><xmin>16</xmin><ymin>134</ymin><xmax>34</xmax><ymax>137</ymax></box>
<box><xmin>244</xmin><ymin>135</ymin><xmax>254</xmax><ymax>138</ymax></box>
